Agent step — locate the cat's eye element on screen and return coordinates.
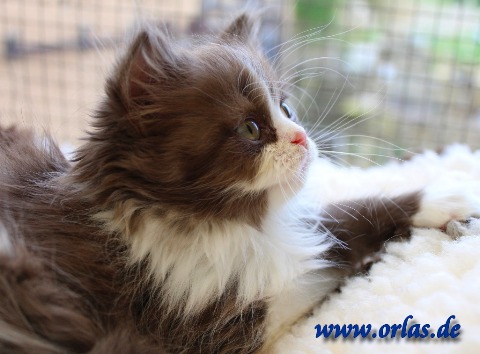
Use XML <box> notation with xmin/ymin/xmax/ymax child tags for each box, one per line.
<box><xmin>237</xmin><ymin>120</ymin><xmax>260</xmax><ymax>141</ymax></box>
<box><xmin>280</xmin><ymin>101</ymin><xmax>294</xmax><ymax>119</ymax></box>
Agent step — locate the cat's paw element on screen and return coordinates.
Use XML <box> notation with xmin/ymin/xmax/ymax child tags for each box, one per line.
<box><xmin>412</xmin><ymin>175</ymin><xmax>480</xmax><ymax>229</ymax></box>
<box><xmin>445</xmin><ymin>218</ymin><xmax>480</xmax><ymax>239</ymax></box>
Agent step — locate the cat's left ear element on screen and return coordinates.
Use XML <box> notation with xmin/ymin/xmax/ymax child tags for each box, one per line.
<box><xmin>114</xmin><ymin>27</ymin><xmax>176</xmax><ymax>109</ymax></box>
<box><xmin>221</xmin><ymin>13</ymin><xmax>261</xmax><ymax>47</ymax></box>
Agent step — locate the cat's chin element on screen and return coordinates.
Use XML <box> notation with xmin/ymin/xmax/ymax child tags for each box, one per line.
<box><xmin>300</xmin><ymin>141</ymin><xmax>316</xmax><ymax>173</ymax></box>
<box><xmin>293</xmin><ymin>138</ymin><xmax>317</xmax><ymax>180</ymax></box>
<box><xmin>267</xmin><ymin>143</ymin><xmax>317</xmax><ymax>207</ymax></box>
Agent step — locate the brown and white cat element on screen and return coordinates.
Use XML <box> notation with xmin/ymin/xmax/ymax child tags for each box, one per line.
<box><xmin>0</xmin><ymin>14</ymin><xmax>478</xmax><ymax>354</ymax></box>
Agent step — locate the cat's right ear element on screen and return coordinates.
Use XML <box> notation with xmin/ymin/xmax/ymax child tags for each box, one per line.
<box><xmin>113</xmin><ymin>27</ymin><xmax>175</xmax><ymax>110</ymax></box>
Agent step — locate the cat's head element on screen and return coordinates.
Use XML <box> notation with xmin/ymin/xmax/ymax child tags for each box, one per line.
<box><xmin>75</xmin><ymin>14</ymin><xmax>317</xmax><ymax>228</ymax></box>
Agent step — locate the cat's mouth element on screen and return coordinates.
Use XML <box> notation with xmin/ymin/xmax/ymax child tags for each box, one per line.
<box><xmin>246</xmin><ymin>138</ymin><xmax>316</xmax><ymax>194</ymax></box>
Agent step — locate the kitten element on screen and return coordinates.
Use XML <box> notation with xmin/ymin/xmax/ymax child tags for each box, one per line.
<box><xmin>0</xmin><ymin>14</ymin><xmax>477</xmax><ymax>354</ymax></box>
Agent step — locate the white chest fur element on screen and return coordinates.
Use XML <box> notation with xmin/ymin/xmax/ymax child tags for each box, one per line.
<box><xmin>96</xmin><ymin>192</ymin><xmax>335</xmax><ymax>320</ymax></box>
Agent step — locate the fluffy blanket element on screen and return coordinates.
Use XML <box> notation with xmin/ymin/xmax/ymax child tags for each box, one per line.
<box><xmin>274</xmin><ymin>145</ymin><xmax>480</xmax><ymax>354</ymax></box>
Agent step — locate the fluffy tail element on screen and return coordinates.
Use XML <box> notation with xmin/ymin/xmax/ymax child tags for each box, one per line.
<box><xmin>0</xmin><ymin>226</ymin><xmax>100</xmax><ymax>353</ymax></box>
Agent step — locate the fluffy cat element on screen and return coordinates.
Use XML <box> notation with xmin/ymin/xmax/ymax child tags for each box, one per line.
<box><xmin>0</xmin><ymin>14</ymin><xmax>478</xmax><ymax>354</ymax></box>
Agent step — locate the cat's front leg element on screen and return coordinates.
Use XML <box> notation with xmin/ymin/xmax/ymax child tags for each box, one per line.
<box><xmin>321</xmin><ymin>179</ymin><xmax>480</xmax><ymax>274</ymax></box>
<box><xmin>321</xmin><ymin>192</ymin><xmax>421</xmax><ymax>274</ymax></box>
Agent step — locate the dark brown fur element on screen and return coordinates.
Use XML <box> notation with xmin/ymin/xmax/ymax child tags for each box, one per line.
<box><xmin>321</xmin><ymin>193</ymin><xmax>421</xmax><ymax>274</ymax></box>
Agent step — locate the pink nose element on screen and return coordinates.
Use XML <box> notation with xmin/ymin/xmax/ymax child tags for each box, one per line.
<box><xmin>291</xmin><ymin>131</ymin><xmax>307</xmax><ymax>148</ymax></box>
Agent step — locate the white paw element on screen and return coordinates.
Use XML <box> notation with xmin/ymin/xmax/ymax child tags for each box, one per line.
<box><xmin>412</xmin><ymin>176</ymin><xmax>480</xmax><ymax>228</ymax></box>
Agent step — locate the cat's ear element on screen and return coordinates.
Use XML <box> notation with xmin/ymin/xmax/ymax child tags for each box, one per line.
<box><xmin>113</xmin><ymin>27</ymin><xmax>176</xmax><ymax>110</ymax></box>
<box><xmin>221</xmin><ymin>13</ymin><xmax>260</xmax><ymax>47</ymax></box>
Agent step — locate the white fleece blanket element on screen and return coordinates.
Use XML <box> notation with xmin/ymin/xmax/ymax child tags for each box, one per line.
<box><xmin>274</xmin><ymin>145</ymin><xmax>480</xmax><ymax>354</ymax></box>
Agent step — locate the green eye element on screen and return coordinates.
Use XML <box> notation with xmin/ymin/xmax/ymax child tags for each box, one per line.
<box><xmin>280</xmin><ymin>101</ymin><xmax>293</xmax><ymax>119</ymax></box>
<box><xmin>237</xmin><ymin>120</ymin><xmax>260</xmax><ymax>141</ymax></box>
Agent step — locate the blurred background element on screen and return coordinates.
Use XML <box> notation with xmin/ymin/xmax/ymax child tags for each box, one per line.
<box><xmin>1</xmin><ymin>0</ymin><xmax>480</xmax><ymax>166</ymax></box>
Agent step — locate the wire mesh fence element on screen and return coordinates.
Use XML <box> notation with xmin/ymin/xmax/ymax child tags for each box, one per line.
<box><xmin>1</xmin><ymin>0</ymin><xmax>479</xmax><ymax>166</ymax></box>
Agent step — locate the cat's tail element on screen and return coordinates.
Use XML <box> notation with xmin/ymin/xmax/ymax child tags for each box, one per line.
<box><xmin>0</xmin><ymin>224</ymin><xmax>100</xmax><ymax>353</ymax></box>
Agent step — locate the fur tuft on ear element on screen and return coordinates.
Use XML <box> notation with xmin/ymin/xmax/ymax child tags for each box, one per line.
<box><xmin>222</xmin><ymin>13</ymin><xmax>260</xmax><ymax>46</ymax></box>
<box><xmin>113</xmin><ymin>26</ymin><xmax>177</xmax><ymax>110</ymax></box>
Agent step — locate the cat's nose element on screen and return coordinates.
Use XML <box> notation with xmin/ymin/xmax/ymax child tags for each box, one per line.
<box><xmin>291</xmin><ymin>131</ymin><xmax>307</xmax><ymax>148</ymax></box>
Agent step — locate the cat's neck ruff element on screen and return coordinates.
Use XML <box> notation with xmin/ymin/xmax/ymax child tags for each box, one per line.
<box><xmin>94</xmin><ymin>191</ymin><xmax>332</xmax><ymax>317</ymax></box>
